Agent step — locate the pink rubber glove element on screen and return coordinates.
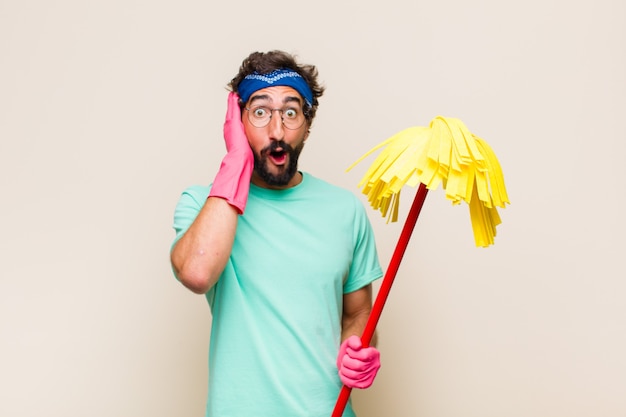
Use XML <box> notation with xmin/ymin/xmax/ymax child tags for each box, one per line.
<box><xmin>336</xmin><ymin>335</ymin><xmax>381</xmax><ymax>389</ymax></box>
<box><xmin>208</xmin><ymin>92</ymin><xmax>254</xmax><ymax>214</ymax></box>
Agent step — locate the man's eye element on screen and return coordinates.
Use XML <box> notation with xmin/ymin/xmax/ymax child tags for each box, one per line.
<box><xmin>253</xmin><ymin>107</ymin><xmax>268</xmax><ymax>118</ymax></box>
<box><xmin>284</xmin><ymin>108</ymin><xmax>298</xmax><ymax>119</ymax></box>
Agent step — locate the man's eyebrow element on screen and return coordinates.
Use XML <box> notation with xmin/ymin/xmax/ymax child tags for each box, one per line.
<box><xmin>283</xmin><ymin>96</ymin><xmax>303</xmax><ymax>106</ymax></box>
<box><xmin>248</xmin><ymin>94</ymin><xmax>303</xmax><ymax>107</ymax></box>
<box><xmin>248</xmin><ymin>94</ymin><xmax>270</xmax><ymax>106</ymax></box>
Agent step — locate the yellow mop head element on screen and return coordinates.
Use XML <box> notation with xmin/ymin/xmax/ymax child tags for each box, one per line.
<box><xmin>347</xmin><ymin>116</ymin><xmax>510</xmax><ymax>247</ymax></box>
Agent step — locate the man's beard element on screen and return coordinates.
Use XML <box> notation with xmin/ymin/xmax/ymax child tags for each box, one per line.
<box><xmin>253</xmin><ymin>140</ymin><xmax>304</xmax><ymax>187</ymax></box>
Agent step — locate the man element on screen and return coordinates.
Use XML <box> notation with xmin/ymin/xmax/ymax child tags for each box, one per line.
<box><xmin>170</xmin><ymin>50</ymin><xmax>383</xmax><ymax>417</ymax></box>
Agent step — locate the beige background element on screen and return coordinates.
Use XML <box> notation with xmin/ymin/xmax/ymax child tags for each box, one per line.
<box><xmin>1</xmin><ymin>0</ymin><xmax>625</xmax><ymax>416</ymax></box>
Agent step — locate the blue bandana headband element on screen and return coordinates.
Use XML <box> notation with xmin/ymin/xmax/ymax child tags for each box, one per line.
<box><xmin>237</xmin><ymin>69</ymin><xmax>314</xmax><ymax>108</ymax></box>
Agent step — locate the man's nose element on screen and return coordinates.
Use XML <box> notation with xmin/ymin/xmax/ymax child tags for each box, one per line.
<box><xmin>268</xmin><ymin>110</ymin><xmax>285</xmax><ymax>140</ymax></box>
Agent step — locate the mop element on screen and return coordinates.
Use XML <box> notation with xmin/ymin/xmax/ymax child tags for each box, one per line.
<box><xmin>331</xmin><ymin>116</ymin><xmax>510</xmax><ymax>416</ymax></box>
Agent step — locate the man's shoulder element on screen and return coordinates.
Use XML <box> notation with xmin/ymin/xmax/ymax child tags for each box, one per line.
<box><xmin>175</xmin><ymin>184</ymin><xmax>212</xmax><ymax>208</ymax></box>
<box><xmin>303</xmin><ymin>172</ymin><xmax>354</xmax><ymax>196</ymax></box>
<box><xmin>302</xmin><ymin>172</ymin><xmax>363</xmax><ymax>208</ymax></box>
<box><xmin>181</xmin><ymin>184</ymin><xmax>211</xmax><ymax>198</ymax></box>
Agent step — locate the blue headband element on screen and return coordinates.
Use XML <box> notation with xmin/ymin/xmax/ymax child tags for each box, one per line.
<box><xmin>237</xmin><ymin>69</ymin><xmax>314</xmax><ymax>108</ymax></box>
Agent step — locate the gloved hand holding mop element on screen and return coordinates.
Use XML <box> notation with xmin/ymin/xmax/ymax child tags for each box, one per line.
<box><xmin>337</xmin><ymin>335</ymin><xmax>381</xmax><ymax>389</ymax></box>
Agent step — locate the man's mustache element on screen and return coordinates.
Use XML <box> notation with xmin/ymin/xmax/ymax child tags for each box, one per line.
<box><xmin>262</xmin><ymin>140</ymin><xmax>294</xmax><ymax>154</ymax></box>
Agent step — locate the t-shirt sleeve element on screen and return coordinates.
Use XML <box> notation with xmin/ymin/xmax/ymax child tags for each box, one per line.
<box><xmin>343</xmin><ymin>195</ymin><xmax>383</xmax><ymax>293</ymax></box>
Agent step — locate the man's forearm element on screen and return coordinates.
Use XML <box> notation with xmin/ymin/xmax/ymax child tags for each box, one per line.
<box><xmin>342</xmin><ymin>312</ymin><xmax>377</xmax><ymax>347</ymax></box>
<box><xmin>341</xmin><ymin>284</ymin><xmax>377</xmax><ymax>346</ymax></box>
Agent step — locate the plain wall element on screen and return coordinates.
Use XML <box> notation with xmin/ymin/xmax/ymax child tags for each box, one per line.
<box><xmin>1</xmin><ymin>1</ymin><xmax>624</xmax><ymax>416</ymax></box>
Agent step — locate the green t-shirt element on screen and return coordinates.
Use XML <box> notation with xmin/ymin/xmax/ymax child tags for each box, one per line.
<box><xmin>172</xmin><ymin>172</ymin><xmax>382</xmax><ymax>417</ymax></box>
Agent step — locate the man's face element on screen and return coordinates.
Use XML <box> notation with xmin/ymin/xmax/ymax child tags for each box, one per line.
<box><xmin>242</xmin><ymin>85</ymin><xmax>310</xmax><ymax>189</ymax></box>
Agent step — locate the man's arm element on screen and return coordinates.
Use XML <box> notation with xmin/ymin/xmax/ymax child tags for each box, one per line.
<box><xmin>341</xmin><ymin>284</ymin><xmax>376</xmax><ymax>345</ymax></box>
<box><xmin>170</xmin><ymin>92</ymin><xmax>253</xmax><ymax>294</ymax></box>
<box><xmin>337</xmin><ymin>283</ymin><xmax>381</xmax><ymax>389</ymax></box>
<box><xmin>170</xmin><ymin>197</ymin><xmax>238</xmax><ymax>294</ymax></box>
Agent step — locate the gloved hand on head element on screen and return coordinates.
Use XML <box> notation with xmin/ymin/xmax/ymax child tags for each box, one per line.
<box><xmin>208</xmin><ymin>92</ymin><xmax>254</xmax><ymax>214</ymax></box>
<box><xmin>336</xmin><ymin>335</ymin><xmax>381</xmax><ymax>389</ymax></box>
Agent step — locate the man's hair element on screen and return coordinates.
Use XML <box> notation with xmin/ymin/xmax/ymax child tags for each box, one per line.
<box><xmin>229</xmin><ymin>50</ymin><xmax>325</xmax><ymax>123</ymax></box>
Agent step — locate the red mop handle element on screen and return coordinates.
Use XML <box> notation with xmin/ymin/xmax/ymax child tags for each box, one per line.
<box><xmin>331</xmin><ymin>183</ymin><xmax>429</xmax><ymax>417</ymax></box>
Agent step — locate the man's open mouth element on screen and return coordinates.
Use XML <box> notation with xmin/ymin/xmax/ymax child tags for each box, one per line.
<box><xmin>267</xmin><ymin>143</ymin><xmax>289</xmax><ymax>165</ymax></box>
